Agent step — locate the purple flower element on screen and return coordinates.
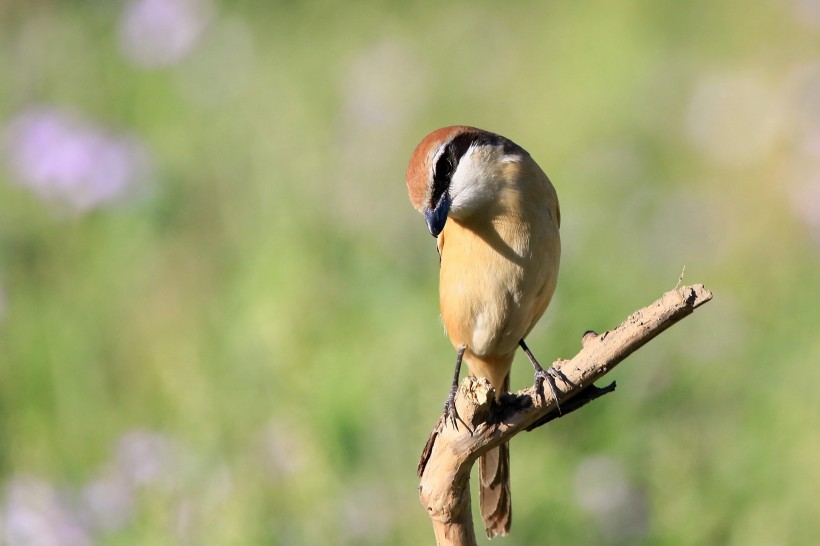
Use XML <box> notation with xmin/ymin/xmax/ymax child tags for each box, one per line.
<box><xmin>81</xmin><ymin>471</ymin><xmax>134</xmax><ymax>532</ymax></box>
<box><xmin>2</xmin><ymin>475</ymin><xmax>92</xmax><ymax>546</ymax></box>
<box><xmin>119</xmin><ymin>0</ymin><xmax>212</xmax><ymax>68</ymax></box>
<box><xmin>114</xmin><ymin>430</ymin><xmax>179</xmax><ymax>487</ymax></box>
<box><xmin>3</xmin><ymin>107</ymin><xmax>153</xmax><ymax>213</ymax></box>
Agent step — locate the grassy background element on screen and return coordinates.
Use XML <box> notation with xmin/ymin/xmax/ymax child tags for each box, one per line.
<box><xmin>1</xmin><ymin>0</ymin><xmax>819</xmax><ymax>544</ymax></box>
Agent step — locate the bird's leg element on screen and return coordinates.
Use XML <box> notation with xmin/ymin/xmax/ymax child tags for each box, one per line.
<box><xmin>443</xmin><ymin>345</ymin><xmax>468</xmax><ymax>430</ymax></box>
<box><xmin>519</xmin><ymin>339</ymin><xmax>567</xmax><ymax>415</ymax></box>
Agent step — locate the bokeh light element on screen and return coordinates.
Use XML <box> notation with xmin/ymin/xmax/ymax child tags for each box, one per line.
<box><xmin>3</xmin><ymin>107</ymin><xmax>153</xmax><ymax>213</ymax></box>
<box><xmin>119</xmin><ymin>0</ymin><xmax>213</xmax><ymax>68</ymax></box>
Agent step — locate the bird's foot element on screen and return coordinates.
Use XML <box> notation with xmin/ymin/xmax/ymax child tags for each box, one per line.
<box><xmin>439</xmin><ymin>345</ymin><xmax>469</xmax><ymax>431</ymax></box>
<box><xmin>533</xmin><ymin>365</ymin><xmax>569</xmax><ymax>415</ymax></box>
<box><xmin>442</xmin><ymin>384</ymin><xmax>469</xmax><ymax>432</ymax></box>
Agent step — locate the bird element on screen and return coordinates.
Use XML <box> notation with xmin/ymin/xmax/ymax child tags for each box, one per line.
<box><xmin>406</xmin><ymin>126</ymin><xmax>561</xmax><ymax>538</ymax></box>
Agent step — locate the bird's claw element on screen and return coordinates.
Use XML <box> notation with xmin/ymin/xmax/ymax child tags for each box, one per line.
<box><xmin>534</xmin><ymin>366</ymin><xmax>568</xmax><ymax>415</ymax></box>
<box><xmin>443</xmin><ymin>396</ymin><xmax>458</xmax><ymax>430</ymax></box>
<box><xmin>443</xmin><ymin>393</ymin><xmax>470</xmax><ymax>433</ymax></box>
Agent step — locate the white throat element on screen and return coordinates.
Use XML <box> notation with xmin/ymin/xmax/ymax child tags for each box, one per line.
<box><xmin>448</xmin><ymin>145</ymin><xmax>521</xmax><ymax>218</ymax></box>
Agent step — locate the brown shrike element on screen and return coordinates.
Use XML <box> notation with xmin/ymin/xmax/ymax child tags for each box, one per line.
<box><xmin>406</xmin><ymin>126</ymin><xmax>562</xmax><ymax>538</ymax></box>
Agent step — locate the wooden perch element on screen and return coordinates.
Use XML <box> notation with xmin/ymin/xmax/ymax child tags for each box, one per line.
<box><xmin>417</xmin><ymin>284</ymin><xmax>713</xmax><ymax>546</ymax></box>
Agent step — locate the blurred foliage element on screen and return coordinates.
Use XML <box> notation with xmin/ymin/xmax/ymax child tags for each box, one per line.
<box><xmin>1</xmin><ymin>0</ymin><xmax>819</xmax><ymax>544</ymax></box>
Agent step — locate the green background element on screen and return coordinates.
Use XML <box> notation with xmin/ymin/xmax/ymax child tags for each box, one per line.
<box><xmin>1</xmin><ymin>1</ymin><xmax>819</xmax><ymax>544</ymax></box>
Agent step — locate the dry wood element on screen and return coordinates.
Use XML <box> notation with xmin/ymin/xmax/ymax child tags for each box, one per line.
<box><xmin>417</xmin><ymin>284</ymin><xmax>713</xmax><ymax>546</ymax></box>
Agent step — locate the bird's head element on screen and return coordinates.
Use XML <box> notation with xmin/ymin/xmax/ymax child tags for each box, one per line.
<box><xmin>405</xmin><ymin>126</ymin><xmax>527</xmax><ymax>237</ymax></box>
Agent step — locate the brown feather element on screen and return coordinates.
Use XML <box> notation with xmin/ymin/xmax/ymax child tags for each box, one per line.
<box><xmin>479</xmin><ymin>374</ymin><xmax>512</xmax><ymax>538</ymax></box>
<box><xmin>406</xmin><ymin>126</ymin><xmax>474</xmax><ymax>211</ymax></box>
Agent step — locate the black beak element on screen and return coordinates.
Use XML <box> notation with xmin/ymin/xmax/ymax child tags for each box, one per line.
<box><xmin>424</xmin><ymin>192</ymin><xmax>451</xmax><ymax>237</ymax></box>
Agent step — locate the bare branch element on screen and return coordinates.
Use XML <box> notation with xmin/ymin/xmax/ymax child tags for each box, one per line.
<box><xmin>418</xmin><ymin>284</ymin><xmax>713</xmax><ymax>546</ymax></box>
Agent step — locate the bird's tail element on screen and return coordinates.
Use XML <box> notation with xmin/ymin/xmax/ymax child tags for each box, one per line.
<box><xmin>479</xmin><ymin>442</ymin><xmax>511</xmax><ymax>538</ymax></box>
<box><xmin>479</xmin><ymin>373</ymin><xmax>511</xmax><ymax>538</ymax></box>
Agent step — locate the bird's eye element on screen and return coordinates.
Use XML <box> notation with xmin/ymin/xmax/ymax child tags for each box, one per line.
<box><xmin>435</xmin><ymin>153</ymin><xmax>453</xmax><ymax>182</ymax></box>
